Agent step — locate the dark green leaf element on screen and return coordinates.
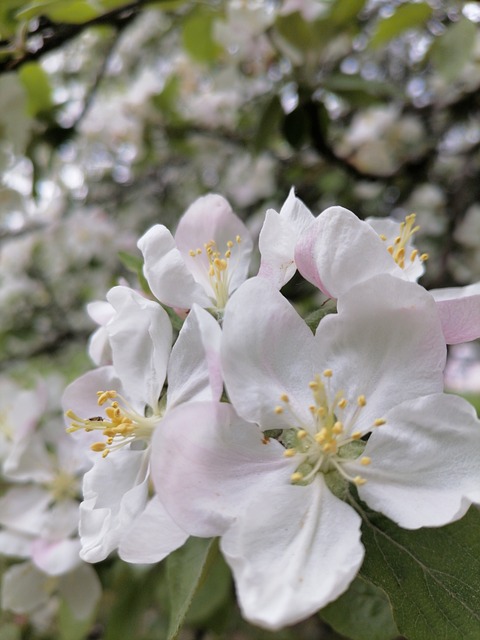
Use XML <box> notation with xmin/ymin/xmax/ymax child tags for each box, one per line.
<box><xmin>356</xmin><ymin>501</ymin><xmax>480</xmax><ymax>640</ymax></box>
<box><xmin>282</xmin><ymin>106</ymin><xmax>308</xmax><ymax>149</ymax></box>
<box><xmin>369</xmin><ymin>3</ymin><xmax>432</xmax><ymax>49</ymax></box>
<box><xmin>320</xmin><ymin>575</ymin><xmax>398</xmax><ymax>640</ymax></box>
<box><xmin>275</xmin><ymin>13</ymin><xmax>317</xmax><ymax>52</ymax></box>
<box><xmin>16</xmin><ymin>1</ymin><xmax>99</xmax><ymax>23</ymax></box>
<box><xmin>185</xmin><ymin>548</ymin><xmax>231</xmax><ymax>626</ymax></box>
<box><xmin>305</xmin><ymin>299</ymin><xmax>337</xmax><ymax>332</ymax></box>
<box><xmin>166</xmin><ymin>537</ymin><xmax>217</xmax><ymax>640</ymax></box>
<box><xmin>254</xmin><ymin>95</ymin><xmax>283</xmax><ymax>153</ymax></box>
<box><xmin>329</xmin><ymin>0</ymin><xmax>366</xmax><ymax>25</ymax></box>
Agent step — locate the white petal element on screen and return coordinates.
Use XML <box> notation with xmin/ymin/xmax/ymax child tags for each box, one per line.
<box><xmin>79</xmin><ymin>449</ymin><xmax>149</xmax><ymax>562</ymax></box>
<box><xmin>32</xmin><ymin>538</ymin><xmax>81</xmax><ymax>576</ymax></box>
<box><xmin>295</xmin><ymin>206</ymin><xmax>403</xmax><ymax>298</ymax></box>
<box><xmin>352</xmin><ymin>393</ymin><xmax>480</xmax><ymax>528</ymax></box>
<box><xmin>151</xmin><ymin>401</ymin><xmax>292</xmax><ymax>537</ymax></box>
<box><xmin>1</xmin><ymin>562</ymin><xmax>51</xmax><ymax>614</ymax></box>
<box><xmin>0</xmin><ymin>486</ymin><xmax>50</xmax><ymax>536</ymax></box>
<box><xmin>222</xmin><ymin>278</ymin><xmax>318</xmax><ymax>429</ymax></box>
<box><xmin>138</xmin><ymin>224</ymin><xmax>211</xmax><ymax>309</ymax></box>
<box><xmin>59</xmin><ymin>562</ymin><xmax>102</xmax><ymax>619</ymax></box>
<box><xmin>118</xmin><ymin>496</ymin><xmax>188</xmax><ymax>563</ymax></box>
<box><xmin>221</xmin><ymin>478</ymin><xmax>364</xmax><ymax>630</ymax></box>
<box><xmin>430</xmin><ymin>282</ymin><xmax>480</xmax><ymax>344</ymax></box>
<box><xmin>258</xmin><ymin>189</ymin><xmax>314</xmax><ymax>289</ymax></box>
<box><xmin>106</xmin><ymin>285</ymin><xmax>172</xmax><ymax>410</ymax></box>
<box><xmin>0</xmin><ymin>530</ymin><xmax>32</xmax><ymax>558</ymax></box>
<box><xmin>167</xmin><ymin>304</ymin><xmax>223</xmax><ymax>409</ymax></box>
<box><xmin>316</xmin><ymin>274</ymin><xmax>446</xmax><ymax>430</ymax></box>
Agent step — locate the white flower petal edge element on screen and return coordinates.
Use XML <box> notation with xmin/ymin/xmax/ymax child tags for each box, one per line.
<box><xmin>138</xmin><ymin>224</ymin><xmax>211</xmax><ymax>310</ymax></box>
<box><xmin>106</xmin><ymin>286</ymin><xmax>172</xmax><ymax>412</ymax></box>
<box><xmin>221</xmin><ymin>479</ymin><xmax>363</xmax><ymax>630</ymax></box>
<box><xmin>118</xmin><ymin>497</ymin><xmax>188</xmax><ymax>563</ymax></box>
<box><xmin>151</xmin><ymin>401</ymin><xmax>292</xmax><ymax>538</ymax></box>
<box><xmin>294</xmin><ymin>206</ymin><xmax>402</xmax><ymax>298</ymax></box>
<box><xmin>350</xmin><ymin>393</ymin><xmax>480</xmax><ymax>528</ymax></box>
<box><xmin>167</xmin><ymin>304</ymin><xmax>223</xmax><ymax>409</ymax></box>
<box><xmin>429</xmin><ymin>282</ymin><xmax>480</xmax><ymax>344</ymax></box>
<box><xmin>258</xmin><ymin>188</ymin><xmax>314</xmax><ymax>289</ymax></box>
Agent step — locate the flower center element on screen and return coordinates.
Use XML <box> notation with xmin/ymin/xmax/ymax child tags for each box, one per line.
<box><xmin>378</xmin><ymin>213</ymin><xmax>428</xmax><ymax>269</ymax></box>
<box><xmin>65</xmin><ymin>389</ymin><xmax>163</xmax><ymax>458</ymax></box>
<box><xmin>274</xmin><ymin>370</ymin><xmax>386</xmax><ymax>488</ymax></box>
<box><xmin>48</xmin><ymin>469</ymin><xmax>79</xmax><ymax>502</ymax></box>
<box><xmin>188</xmin><ymin>235</ymin><xmax>242</xmax><ymax>309</ymax></box>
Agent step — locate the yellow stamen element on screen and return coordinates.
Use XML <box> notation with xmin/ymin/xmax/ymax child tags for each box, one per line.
<box><xmin>357</xmin><ymin>395</ymin><xmax>366</xmax><ymax>407</ymax></box>
<box><xmin>360</xmin><ymin>456</ymin><xmax>371</xmax><ymax>465</ymax></box>
<box><xmin>284</xmin><ymin>448</ymin><xmax>296</xmax><ymax>457</ymax></box>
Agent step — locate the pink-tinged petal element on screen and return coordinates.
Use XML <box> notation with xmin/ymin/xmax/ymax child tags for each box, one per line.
<box><xmin>350</xmin><ymin>393</ymin><xmax>480</xmax><ymax>528</ymax></box>
<box><xmin>151</xmin><ymin>401</ymin><xmax>292</xmax><ymax>537</ymax></box>
<box><xmin>175</xmin><ymin>194</ymin><xmax>253</xmax><ymax>295</ymax></box>
<box><xmin>79</xmin><ymin>448</ymin><xmax>149</xmax><ymax>562</ymax></box>
<box><xmin>221</xmin><ymin>477</ymin><xmax>364</xmax><ymax>630</ymax></box>
<box><xmin>167</xmin><ymin>304</ymin><xmax>223</xmax><ymax>409</ymax></box>
<box><xmin>118</xmin><ymin>496</ymin><xmax>188</xmax><ymax>563</ymax></box>
<box><xmin>295</xmin><ymin>206</ymin><xmax>402</xmax><ymax>298</ymax></box>
<box><xmin>258</xmin><ymin>188</ymin><xmax>314</xmax><ymax>289</ymax></box>
<box><xmin>138</xmin><ymin>224</ymin><xmax>211</xmax><ymax>309</ymax></box>
<box><xmin>222</xmin><ymin>278</ymin><xmax>319</xmax><ymax>429</ymax></box>
<box><xmin>1</xmin><ymin>562</ymin><xmax>50</xmax><ymax>614</ymax></box>
<box><xmin>316</xmin><ymin>275</ymin><xmax>446</xmax><ymax>431</ymax></box>
<box><xmin>59</xmin><ymin>562</ymin><xmax>101</xmax><ymax>619</ymax></box>
<box><xmin>106</xmin><ymin>286</ymin><xmax>172</xmax><ymax>410</ymax></box>
<box><xmin>0</xmin><ymin>486</ymin><xmax>50</xmax><ymax>536</ymax></box>
<box><xmin>32</xmin><ymin>538</ymin><xmax>81</xmax><ymax>576</ymax></box>
<box><xmin>430</xmin><ymin>283</ymin><xmax>480</xmax><ymax>344</ymax></box>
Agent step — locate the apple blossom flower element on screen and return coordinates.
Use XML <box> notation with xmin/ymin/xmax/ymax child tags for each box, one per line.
<box><xmin>63</xmin><ymin>285</ymin><xmax>222</xmax><ymax>562</ymax></box>
<box><xmin>151</xmin><ymin>276</ymin><xmax>480</xmax><ymax>630</ymax></box>
<box><xmin>86</xmin><ymin>299</ymin><xmax>115</xmax><ymax>366</ymax></box>
<box><xmin>295</xmin><ymin>206</ymin><xmax>480</xmax><ymax>344</ymax></box>
<box><xmin>257</xmin><ymin>188</ymin><xmax>314</xmax><ymax>289</ymax></box>
<box><xmin>138</xmin><ymin>193</ymin><xmax>253</xmax><ymax>314</ymax></box>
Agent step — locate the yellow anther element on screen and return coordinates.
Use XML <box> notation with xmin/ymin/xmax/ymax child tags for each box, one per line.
<box><xmin>189</xmin><ymin>250</ymin><xmax>196</xmax><ymax>257</ymax></box>
<box><xmin>309</xmin><ymin>380</ymin><xmax>319</xmax><ymax>390</ymax></box>
<box><xmin>65</xmin><ymin>426</ymin><xmax>76</xmax><ymax>433</ymax></box>
<box><xmin>236</xmin><ymin>235</ymin><xmax>241</xmax><ymax>243</ymax></box>
<box><xmin>323</xmin><ymin>369</ymin><xmax>333</xmax><ymax>378</ymax></box>
<box><xmin>337</xmin><ymin>398</ymin><xmax>347</xmax><ymax>409</ymax></box>
<box><xmin>394</xmin><ymin>235</ymin><xmax>401</xmax><ymax>245</ymax></box>
<box><xmin>420</xmin><ymin>253</ymin><xmax>429</xmax><ymax>262</ymax></box>
<box><xmin>208</xmin><ymin>265</ymin><xmax>215</xmax><ymax>277</ymax></box>
<box><xmin>280</xmin><ymin>393</ymin><xmax>289</xmax><ymax>403</ymax></box>
<box><xmin>322</xmin><ymin>441</ymin><xmax>338</xmax><ymax>454</ymax></box>
<box><xmin>351</xmin><ymin>431</ymin><xmax>362</xmax><ymax>440</ymax></box>
<box><xmin>291</xmin><ymin>472</ymin><xmax>303</xmax><ymax>483</ymax></box>
<box><xmin>227</xmin><ymin>240</ymin><xmax>234</xmax><ymax>248</ymax></box>
<box><xmin>196</xmin><ymin>248</ymin><xmax>202</xmax><ymax>255</ymax></box>
<box><xmin>308</xmin><ymin>404</ymin><xmax>316</xmax><ymax>413</ymax></box>
<box><xmin>332</xmin><ymin>421</ymin><xmax>343</xmax><ymax>434</ymax></box>
<box><xmin>357</xmin><ymin>395</ymin><xmax>366</xmax><ymax>407</ymax></box>
<box><xmin>379</xmin><ymin>234</ymin><xmax>387</xmax><ymax>241</ymax></box>
<box><xmin>373</xmin><ymin>418</ymin><xmax>386</xmax><ymax>427</ymax></box>
<box><xmin>315</xmin><ymin>428</ymin><xmax>327</xmax><ymax>443</ymax></box>
<box><xmin>387</xmin><ymin>245</ymin><xmax>394</xmax><ymax>255</ymax></box>
<box><xmin>297</xmin><ymin>429</ymin><xmax>307</xmax><ymax>439</ymax></box>
<box><xmin>96</xmin><ymin>390</ymin><xmax>117</xmax><ymax>406</ymax></box>
<box><xmin>360</xmin><ymin>456</ymin><xmax>371</xmax><ymax>466</ymax></box>
<box><xmin>91</xmin><ymin>442</ymin><xmax>107</xmax><ymax>452</ymax></box>
<box><xmin>284</xmin><ymin>448</ymin><xmax>296</xmax><ymax>457</ymax></box>
<box><xmin>353</xmin><ymin>476</ymin><xmax>367</xmax><ymax>486</ymax></box>
<box><xmin>410</xmin><ymin>249</ymin><xmax>418</xmax><ymax>261</ymax></box>
<box><xmin>225</xmin><ymin>250</ymin><xmax>231</xmax><ymax>258</ymax></box>
<box><xmin>274</xmin><ymin>406</ymin><xmax>284</xmax><ymax>415</ymax></box>
<box><xmin>102</xmin><ymin>449</ymin><xmax>110</xmax><ymax>458</ymax></box>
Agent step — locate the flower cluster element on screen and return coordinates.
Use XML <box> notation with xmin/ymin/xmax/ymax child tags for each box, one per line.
<box><xmin>63</xmin><ymin>191</ymin><xmax>480</xmax><ymax>630</ymax></box>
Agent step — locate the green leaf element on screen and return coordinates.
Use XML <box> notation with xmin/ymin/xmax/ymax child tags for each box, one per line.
<box><xmin>117</xmin><ymin>249</ymin><xmax>152</xmax><ymax>297</ymax></box>
<box><xmin>320</xmin><ymin>575</ymin><xmax>398</xmax><ymax>640</ymax></box>
<box><xmin>182</xmin><ymin>10</ymin><xmax>222</xmax><ymax>63</ymax></box>
<box><xmin>16</xmin><ymin>0</ymin><xmax>99</xmax><ymax>23</ymax></box>
<box><xmin>58</xmin><ymin>600</ymin><xmax>94</xmax><ymax>640</ymax></box>
<box><xmin>429</xmin><ymin>17</ymin><xmax>477</xmax><ymax>82</ymax></box>
<box><xmin>304</xmin><ymin>299</ymin><xmax>337</xmax><ymax>332</ymax></box>
<box><xmin>18</xmin><ymin>62</ymin><xmax>53</xmax><ymax>116</ymax></box>
<box><xmin>254</xmin><ymin>95</ymin><xmax>283</xmax><ymax>153</ymax></box>
<box><xmin>369</xmin><ymin>3</ymin><xmax>432</xmax><ymax>49</ymax></box>
<box><xmin>166</xmin><ymin>537</ymin><xmax>217</xmax><ymax>640</ymax></box>
<box><xmin>185</xmin><ymin>549</ymin><xmax>231</xmax><ymax>626</ymax></box>
<box><xmin>357</xmin><ymin>501</ymin><xmax>480</xmax><ymax>640</ymax></box>
<box><xmin>329</xmin><ymin>0</ymin><xmax>366</xmax><ymax>25</ymax></box>
<box><xmin>275</xmin><ymin>13</ymin><xmax>317</xmax><ymax>52</ymax></box>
